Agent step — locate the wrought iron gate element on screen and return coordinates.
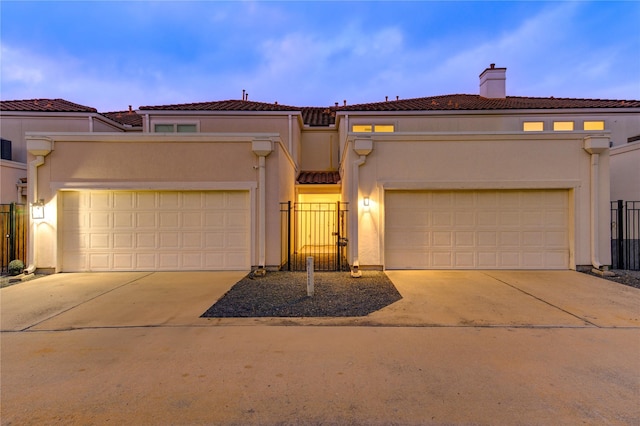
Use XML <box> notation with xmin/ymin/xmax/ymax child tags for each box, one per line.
<box><xmin>280</xmin><ymin>201</ymin><xmax>349</xmax><ymax>271</ymax></box>
<box><xmin>1</xmin><ymin>203</ymin><xmax>27</xmax><ymax>274</ymax></box>
<box><xmin>611</xmin><ymin>200</ymin><xmax>640</xmax><ymax>270</ymax></box>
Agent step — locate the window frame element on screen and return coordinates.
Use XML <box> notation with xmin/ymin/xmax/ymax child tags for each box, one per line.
<box><xmin>351</xmin><ymin>121</ymin><xmax>397</xmax><ymax>133</ymax></box>
<box><xmin>152</xmin><ymin>121</ymin><xmax>200</xmax><ymax>133</ymax></box>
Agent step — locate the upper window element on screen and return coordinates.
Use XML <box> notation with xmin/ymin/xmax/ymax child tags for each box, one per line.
<box><xmin>523</xmin><ymin>121</ymin><xmax>544</xmax><ymax>132</ymax></box>
<box><xmin>553</xmin><ymin>121</ymin><xmax>574</xmax><ymax>131</ymax></box>
<box><xmin>352</xmin><ymin>124</ymin><xmax>395</xmax><ymax>133</ymax></box>
<box><xmin>583</xmin><ymin>121</ymin><xmax>605</xmax><ymax>131</ymax></box>
<box><xmin>153</xmin><ymin>123</ymin><xmax>198</xmax><ymax>133</ymax></box>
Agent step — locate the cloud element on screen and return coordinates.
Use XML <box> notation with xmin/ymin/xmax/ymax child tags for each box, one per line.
<box><xmin>1</xmin><ymin>45</ymin><xmax>47</xmax><ymax>87</ymax></box>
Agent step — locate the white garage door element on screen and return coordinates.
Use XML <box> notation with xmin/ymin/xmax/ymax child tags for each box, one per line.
<box><xmin>61</xmin><ymin>190</ymin><xmax>250</xmax><ymax>271</ymax></box>
<box><xmin>385</xmin><ymin>190</ymin><xmax>569</xmax><ymax>269</ymax></box>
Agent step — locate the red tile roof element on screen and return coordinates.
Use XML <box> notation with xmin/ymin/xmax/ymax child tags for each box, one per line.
<box><xmin>137</xmin><ymin>95</ymin><xmax>640</xmax><ymax>126</ymax></box>
<box><xmin>340</xmin><ymin>94</ymin><xmax>640</xmax><ymax>112</ymax></box>
<box><xmin>0</xmin><ymin>98</ymin><xmax>97</xmax><ymax>113</ymax></box>
<box><xmin>139</xmin><ymin>99</ymin><xmax>300</xmax><ymax>112</ymax></box>
<box><xmin>297</xmin><ymin>171</ymin><xmax>341</xmax><ymax>184</ymax></box>
<box><xmin>102</xmin><ymin>110</ymin><xmax>143</xmax><ymax>127</ymax></box>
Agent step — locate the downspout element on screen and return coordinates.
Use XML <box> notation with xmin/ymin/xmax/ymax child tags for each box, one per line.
<box><xmin>252</xmin><ymin>139</ymin><xmax>274</xmax><ymax>275</ymax></box>
<box><xmin>24</xmin><ymin>137</ymin><xmax>53</xmax><ymax>274</ymax></box>
<box><xmin>583</xmin><ymin>136</ymin><xmax>610</xmax><ymax>272</ymax></box>
<box><xmin>350</xmin><ymin>138</ymin><xmax>373</xmax><ymax>278</ymax></box>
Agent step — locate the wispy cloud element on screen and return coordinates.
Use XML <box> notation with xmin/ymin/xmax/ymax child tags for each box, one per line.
<box><xmin>1</xmin><ymin>1</ymin><xmax>638</xmax><ymax>111</ymax></box>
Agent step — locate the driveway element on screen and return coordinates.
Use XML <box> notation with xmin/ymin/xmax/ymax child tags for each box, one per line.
<box><xmin>1</xmin><ymin>270</ymin><xmax>639</xmax><ymax>424</ymax></box>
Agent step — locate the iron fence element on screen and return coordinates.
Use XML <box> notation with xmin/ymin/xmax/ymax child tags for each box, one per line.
<box><xmin>1</xmin><ymin>203</ymin><xmax>27</xmax><ymax>274</ymax></box>
<box><xmin>280</xmin><ymin>201</ymin><xmax>349</xmax><ymax>271</ymax></box>
<box><xmin>611</xmin><ymin>200</ymin><xmax>640</xmax><ymax>270</ymax></box>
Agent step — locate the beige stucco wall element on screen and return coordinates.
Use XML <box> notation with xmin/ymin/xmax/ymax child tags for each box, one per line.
<box><xmin>299</xmin><ymin>129</ymin><xmax>340</xmax><ymax>171</ymax></box>
<box><xmin>0</xmin><ymin>114</ymin><xmax>125</xmax><ymax>164</ymax></box>
<box><xmin>610</xmin><ymin>141</ymin><xmax>640</xmax><ymax>201</ymax></box>
<box><xmin>0</xmin><ymin>160</ymin><xmax>27</xmax><ymax>203</ymax></box>
<box><xmin>26</xmin><ymin>132</ymin><xmax>290</xmax><ymax>271</ymax></box>
<box><xmin>337</xmin><ymin>110</ymin><xmax>639</xmax><ymax>153</ymax></box>
<box><xmin>342</xmin><ymin>132</ymin><xmax>611</xmax><ymax>269</ymax></box>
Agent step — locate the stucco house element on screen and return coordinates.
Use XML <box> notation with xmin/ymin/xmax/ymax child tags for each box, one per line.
<box><xmin>2</xmin><ymin>65</ymin><xmax>639</xmax><ymax>274</ymax></box>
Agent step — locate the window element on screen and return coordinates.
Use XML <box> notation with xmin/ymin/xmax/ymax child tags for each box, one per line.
<box><xmin>153</xmin><ymin>123</ymin><xmax>198</xmax><ymax>133</ymax></box>
<box><xmin>352</xmin><ymin>124</ymin><xmax>395</xmax><ymax>133</ymax></box>
<box><xmin>523</xmin><ymin>121</ymin><xmax>544</xmax><ymax>132</ymax></box>
<box><xmin>352</xmin><ymin>124</ymin><xmax>373</xmax><ymax>132</ymax></box>
<box><xmin>584</xmin><ymin>121</ymin><xmax>604</xmax><ymax>131</ymax></box>
<box><xmin>553</xmin><ymin>121</ymin><xmax>574</xmax><ymax>131</ymax></box>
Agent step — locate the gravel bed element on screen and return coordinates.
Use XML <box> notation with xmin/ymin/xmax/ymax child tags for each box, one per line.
<box><xmin>580</xmin><ymin>269</ymin><xmax>640</xmax><ymax>289</ymax></box>
<box><xmin>201</xmin><ymin>271</ymin><xmax>402</xmax><ymax>318</ymax></box>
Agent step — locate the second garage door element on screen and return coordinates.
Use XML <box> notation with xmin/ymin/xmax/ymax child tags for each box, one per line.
<box><xmin>385</xmin><ymin>190</ymin><xmax>569</xmax><ymax>269</ymax></box>
<box><xmin>61</xmin><ymin>190</ymin><xmax>250</xmax><ymax>271</ymax></box>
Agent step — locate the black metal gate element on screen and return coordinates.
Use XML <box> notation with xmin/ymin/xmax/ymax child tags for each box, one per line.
<box><xmin>280</xmin><ymin>201</ymin><xmax>348</xmax><ymax>271</ymax></box>
<box><xmin>1</xmin><ymin>203</ymin><xmax>27</xmax><ymax>274</ymax></box>
<box><xmin>611</xmin><ymin>200</ymin><xmax>640</xmax><ymax>270</ymax></box>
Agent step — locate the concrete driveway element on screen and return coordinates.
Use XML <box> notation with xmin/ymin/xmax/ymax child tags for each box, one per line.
<box><xmin>1</xmin><ymin>270</ymin><xmax>639</xmax><ymax>424</ymax></box>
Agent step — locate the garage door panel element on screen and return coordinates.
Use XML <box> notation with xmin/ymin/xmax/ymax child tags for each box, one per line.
<box><xmin>385</xmin><ymin>190</ymin><xmax>569</xmax><ymax>269</ymax></box>
<box><xmin>62</xmin><ymin>190</ymin><xmax>250</xmax><ymax>271</ymax></box>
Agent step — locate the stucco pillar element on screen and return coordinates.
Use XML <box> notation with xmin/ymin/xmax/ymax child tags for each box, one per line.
<box><xmin>252</xmin><ymin>139</ymin><xmax>273</xmax><ymax>275</ymax></box>
<box><xmin>24</xmin><ymin>136</ymin><xmax>53</xmax><ymax>274</ymax></box>
<box><xmin>583</xmin><ymin>135</ymin><xmax>611</xmax><ymax>271</ymax></box>
<box><xmin>350</xmin><ymin>138</ymin><xmax>373</xmax><ymax>277</ymax></box>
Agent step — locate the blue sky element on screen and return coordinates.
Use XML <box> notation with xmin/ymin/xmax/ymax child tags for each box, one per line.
<box><xmin>2</xmin><ymin>1</ymin><xmax>639</xmax><ymax>112</ymax></box>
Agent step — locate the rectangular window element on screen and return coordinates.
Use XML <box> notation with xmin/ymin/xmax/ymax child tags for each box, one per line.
<box><xmin>584</xmin><ymin>121</ymin><xmax>604</xmax><ymax>131</ymax></box>
<box><xmin>154</xmin><ymin>124</ymin><xmax>175</xmax><ymax>132</ymax></box>
<box><xmin>352</xmin><ymin>124</ymin><xmax>395</xmax><ymax>133</ymax></box>
<box><xmin>352</xmin><ymin>124</ymin><xmax>373</xmax><ymax>132</ymax></box>
<box><xmin>553</xmin><ymin>121</ymin><xmax>574</xmax><ymax>131</ymax></box>
<box><xmin>523</xmin><ymin>121</ymin><xmax>544</xmax><ymax>131</ymax></box>
<box><xmin>177</xmin><ymin>124</ymin><xmax>197</xmax><ymax>133</ymax></box>
<box><xmin>153</xmin><ymin>123</ymin><xmax>198</xmax><ymax>133</ymax></box>
<box><xmin>374</xmin><ymin>124</ymin><xmax>395</xmax><ymax>132</ymax></box>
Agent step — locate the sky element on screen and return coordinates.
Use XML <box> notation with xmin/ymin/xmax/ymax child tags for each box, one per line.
<box><xmin>1</xmin><ymin>1</ymin><xmax>639</xmax><ymax>113</ymax></box>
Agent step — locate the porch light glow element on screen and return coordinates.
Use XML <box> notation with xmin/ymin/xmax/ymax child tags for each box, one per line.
<box><xmin>363</xmin><ymin>197</ymin><xmax>370</xmax><ymax>207</ymax></box>
<box><xmin>31</xmin><ymin>199</ymin><xmax>45</xmax><ymax>220</ymax></box>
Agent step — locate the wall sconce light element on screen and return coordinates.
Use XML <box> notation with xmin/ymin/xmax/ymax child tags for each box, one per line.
<box><xmin>363</xmin><ymin>197</ymin><xmax>370</xmax><ymax>208</ymax></box>
<box><xmin>31</xmin><ymin>199</ymin><xmax>45</xmax><ymax>220</ymax></box>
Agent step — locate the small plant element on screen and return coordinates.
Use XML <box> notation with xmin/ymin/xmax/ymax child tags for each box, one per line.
<box><xmin>8</xmin><ymin>259</ymin><xmax>25</xmax><ymax>276</ymax></box>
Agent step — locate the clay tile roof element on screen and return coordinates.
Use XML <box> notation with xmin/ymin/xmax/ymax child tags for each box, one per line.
<box><xmin>301</xmin><ymin>107</ymin><xmax>336</xmax><ymax>126</ymax></box>
<box><xmin>0</xmin><ymin>98</ymin><xmax>97</xmax><ymax>113</ymax></box>
<box><xmin>102</xmin><ymin>110</ymin><xmax>143</xmax><ymax>127</ymax></box>
<box><xmin>297</xmin><ymin>171</ymin><xmax>341</xmax><ymax>185</ymax></box>
<box><xmin>139</xmin><ymin>99</ymin><xmax>300</xmax><ymax>112</ymax></box>
<box><xmin>339</xmin><ymin>94</ymin><xmax>640</xmax><ymax>111</ymax></box>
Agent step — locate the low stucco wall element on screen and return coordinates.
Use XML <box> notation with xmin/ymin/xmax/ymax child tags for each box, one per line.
<box><xmin>344</xmin><ymin>132</ymin><xmax>610</xmax><ymax>269</ymax></box>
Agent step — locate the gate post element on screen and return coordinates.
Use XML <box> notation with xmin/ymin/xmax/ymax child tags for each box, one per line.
<box><xmin>617</xmin><ymin>200</ymin><xmax>624</xmax><ymax>269</ymax></box>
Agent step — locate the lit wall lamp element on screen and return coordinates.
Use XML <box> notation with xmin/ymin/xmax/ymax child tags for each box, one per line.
<box><xmin>31</xmin><ymin>199</ymin><xmax>45</xmax><ymax>220</ymax></box>
<box><xmin>363</xmin><ymin>197</ymin><xmax>370</xmax><ymax>209</ymax></box>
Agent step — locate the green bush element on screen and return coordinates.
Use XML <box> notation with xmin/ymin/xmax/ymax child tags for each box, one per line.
<box><xmin>8</xmin><ymin>259</ymin><xmax>25</xmax><ymax>276</ymax></box>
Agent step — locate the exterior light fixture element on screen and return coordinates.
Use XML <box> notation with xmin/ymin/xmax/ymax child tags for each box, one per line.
<box><xmin>31</xmin><ymin>199</ymin><xmax>45</xmax><ymax>220</ymax></box>
<box><xmin>363</xmin><ymin>197</ymin><xmax>370</xmax><ymax>207</ymax></box>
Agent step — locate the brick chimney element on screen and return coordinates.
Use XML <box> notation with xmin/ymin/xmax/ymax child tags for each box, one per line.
<box><xmin>479</xmin><ymin>64</ymin><xmax>506</xmax><ymax>98</ymax></box>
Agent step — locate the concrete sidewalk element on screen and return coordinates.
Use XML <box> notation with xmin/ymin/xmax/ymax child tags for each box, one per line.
<box><xmin>1</xmin><ymin>270</ymin><xmax>639</xmax><ymax>425</ymax></box>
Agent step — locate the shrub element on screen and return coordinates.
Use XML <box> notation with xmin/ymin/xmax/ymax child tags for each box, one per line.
<box><xmin>8</xmin><ymin>259</ymin><xmax>25</xmax><ymax>276</ymax></box>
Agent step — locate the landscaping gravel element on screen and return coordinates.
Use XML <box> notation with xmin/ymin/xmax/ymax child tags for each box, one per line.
<box><xmin>581</xmin><ymin>269</ymin><xmax>640</xmax><ymax>289</ymax></box>
<box><xmin>201</xmin><ymin>271</ymin><xmax>402</xmax><ymax>318</ymax></box>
